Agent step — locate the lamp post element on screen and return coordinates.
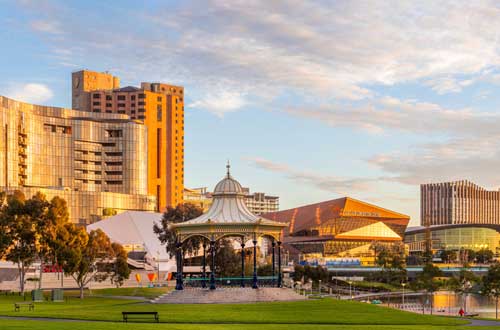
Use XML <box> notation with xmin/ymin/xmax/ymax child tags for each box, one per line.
<box><xmin>402</xmin><ymin>282</ymin><xmax>406</xmax><ymax>310</ymax></box>
<box><xmin>348</xmin><ymin>280</ymin><xmax>353</xmax><ymax>298</ymax></box>
<box><xmin>156</xmin><ymin>250</ymin><xmax>160</xmax><ymax>286</ymax></box>
<box><xmin>319</xmin><ymin>280</ymin><xmax>322</xmax><ymax>295</ymax></box>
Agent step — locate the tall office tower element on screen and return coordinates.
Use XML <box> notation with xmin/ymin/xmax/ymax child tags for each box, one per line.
<box><xmin>72</xmin><ymin>70</ymin><xmax>184</xmax><ymax>211</ymax></box>
<box><xmin>0</xmin><ymin>95</ymin><xmax>156</xmax><ymax>224</ymax></box>
<box><xmin>421</xmin><ymin>180</ymin><xmax>500</xmax><ymax>226</ymax></box>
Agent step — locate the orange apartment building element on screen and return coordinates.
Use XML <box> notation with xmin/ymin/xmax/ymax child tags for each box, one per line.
<box><xmin>72</xmin><ymin>70</ymin><xmax>184</xmax><ymax>211</ymax></box>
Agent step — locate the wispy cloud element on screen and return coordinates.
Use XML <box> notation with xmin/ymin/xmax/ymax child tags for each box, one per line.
<box><xmin>16</xmin><ymin>0</ymin><xmax>500</xmax><ymax>115</ymax></box>
<box><xmin>248</xmin><ymin>157</ymin><xmax>380</xmax><ymax>195</ymax></box>
<box><xmin>5</xmin><ymin>83</ymin><xmax>53</xmax><ymax>104</ymax></box>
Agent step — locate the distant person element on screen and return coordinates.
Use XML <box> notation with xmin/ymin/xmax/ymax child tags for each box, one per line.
<box><xmin>459</xmin><ymin>308</ymin><xmax>464</xmax><ymax>317</ymax></box>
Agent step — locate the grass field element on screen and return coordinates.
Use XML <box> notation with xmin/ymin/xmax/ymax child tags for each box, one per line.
<box><xmin>0</xmin><ymin>288</ymin><xmax>494</xmax><ymax>330</ymax></box>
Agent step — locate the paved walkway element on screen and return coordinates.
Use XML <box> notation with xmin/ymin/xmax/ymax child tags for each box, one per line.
<box><xmin>463</xmin><ymin>318</ymin><xmax>500</xmax><ymax>326</ymax></box>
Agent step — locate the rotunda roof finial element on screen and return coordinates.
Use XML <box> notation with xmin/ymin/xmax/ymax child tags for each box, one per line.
<box><xmin>226</xmin><ymin>160</ymin><xmax>231</xmax><ymax>178</ymax></box>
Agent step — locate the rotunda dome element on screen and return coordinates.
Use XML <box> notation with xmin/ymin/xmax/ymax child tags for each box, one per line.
<box><xmin>213</xmin><ymin>163</ymin><xmax>244</xmax><ymax>195</ymax></box>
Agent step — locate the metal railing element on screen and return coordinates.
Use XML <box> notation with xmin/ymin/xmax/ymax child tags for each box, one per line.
<box><xmin>183</xmin><ymin>276</ymin><xmax>279</xmax><ymax>288</ymax></box>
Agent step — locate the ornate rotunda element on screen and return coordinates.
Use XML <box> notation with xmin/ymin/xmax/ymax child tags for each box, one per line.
<box><xmin>170</xmin><ymin>164</ymin><xmax>287</xmax><ymax>290</ymax></box>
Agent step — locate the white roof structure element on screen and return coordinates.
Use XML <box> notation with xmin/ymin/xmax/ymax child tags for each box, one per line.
<box><xmin>172</xmin><ymin>164</ymin><xmax>287</xmax><ymax>242</ymax></box>
<box><xmin>87</xmin><ymin>211</ymin><xmax>175</xmax><ymax>271</ymax></box>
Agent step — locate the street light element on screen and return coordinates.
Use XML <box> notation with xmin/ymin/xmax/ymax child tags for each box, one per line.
<box><xmin>348</xmin><ymin>280</ymin><xmax>353</xmax><ymax>298</ymax></box>
<box><xmin>156</xmin><ymin>250</ymin><xmax>160</xmax><ymax>286</ymax></box>
<box><xmin>402</xmin><ymin>282</ymin><xmax>406</xmax><ymax>309</ymax></box>
<box><xmin>319</xmin><ymin>280</ymin><xmax>322</xmax><ymax>294</ymax></box>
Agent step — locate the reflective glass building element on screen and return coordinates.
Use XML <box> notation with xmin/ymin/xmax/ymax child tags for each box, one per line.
<box><xmin>0</xmin><ymin>95</ymin><xmax>156</xmax><ymax>224</ymax></box>
<box><xmin>405</xmin><ymin>224</ymin><xmax>500</xmax><ymax>253</ymax></box>
<box><xmin>263</xmin><ymin>197</ymin><xmax>410</xmax><ymax>265</ymax></box>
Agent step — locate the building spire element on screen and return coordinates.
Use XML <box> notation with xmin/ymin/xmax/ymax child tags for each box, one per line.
<box><xmin>226</xmin><ymin>160</ymin><xmax>231</xmax><ymax>178</ymax></box>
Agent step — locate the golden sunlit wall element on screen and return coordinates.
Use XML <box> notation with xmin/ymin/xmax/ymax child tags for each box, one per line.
<box><xmin>0</xmin><ymin>95</ymin><xmax>156</xmax><ymax>225</ymax></box>
<box><xmin>71</xmin><ymin>70</ymin><xmax>185</xmax><ymax>212</ymax></box>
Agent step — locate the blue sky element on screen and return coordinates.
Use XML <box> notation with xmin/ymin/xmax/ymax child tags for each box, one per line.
<box><xmin>2</xmin><ymin>1</ymin><xmax>500</xmax><ymax>225</ymax></box>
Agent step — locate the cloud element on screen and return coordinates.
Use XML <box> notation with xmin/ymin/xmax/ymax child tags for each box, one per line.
<box><xmin>30</xmin><ymin>20</ymin><xmax>63</xmax><ymax>34</ymax></box>
<box><xmin>5</xmin><ymin>83</ymin><xmax>54</xmax><ymax>104</ymax></box>
<box><xmin>189</xmin><ymin>90</ymin><xmax>247</xmax><ymax>117</ymax></box>
<box><xmin>16</xmin><ymin>0</ymin><xmax>500</xmax><ymax>114</ymax></box>
<box><xmin>286</xmin><ymin>96</ymin><xmax>500</xmax><ymax>137</ymax></box>
<box><xmin>249</xmin><ymin>157</ymin><xmax>379</xmax><ymax>195</ymax></box>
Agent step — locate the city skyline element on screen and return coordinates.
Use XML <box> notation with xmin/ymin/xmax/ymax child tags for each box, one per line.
<box><xmin>3</xmin><ymin>1</ymin><xmax>500</xmax><ymax>225</ymax></box>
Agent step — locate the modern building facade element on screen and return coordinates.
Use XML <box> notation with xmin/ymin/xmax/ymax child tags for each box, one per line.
<box><xmin>0</xmin><ymin>95</ymin><xmax>156</xmax><ymax>224</ymax></box>
<box><xmin>242</xmin><ymin>187</ymin><xmax>279</xmax><ymax>215</ymax></box>
<box><xmin>405</xmin><ymin>224</ymin><xmax>500</xmax><ymax>254</ymax></box>
<box><xmin>421</xmin><ymin>180</ymin><xmax>500</xmax><ymax>226</ymax></box>
<box><xmin>72</xmin><ymin>70</ymin><xmax>184</xmax><ymax>211</ymax></box>
<box><xmin>263</xmin><ymin>197</ymin><xmax>410</xmax><ymax>265</ymax></box>
<box><xmin>183</xmin><ymin>186</ymin><xmax>279</xmax><ymax>215</ymax></box>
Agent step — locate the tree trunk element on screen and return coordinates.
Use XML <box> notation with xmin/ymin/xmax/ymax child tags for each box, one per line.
<box><xmin>38</xmin><ymin>260</ymin><xmax>43</xmax><ymax>289</ymax></box>
<box><xmin>18</xmin><ymin>263</ymin><xmax>25</xmax><ymax>293</ymax></box>
<box><xmin>496</xmin><ymin>298</ymin><xmax>498</xmax><ymax>320</ymax></box>
<box><xmin>79</xmin><ymin>285</ymin><xmax>84</xmax><ymax>299</ymax></box>
<box><xmin>430</xmin><ymin>292</ymin><xmax>433</xmax><ymax>315</ymax></box>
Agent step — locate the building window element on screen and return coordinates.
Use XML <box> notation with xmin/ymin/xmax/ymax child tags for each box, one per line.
<box><xmin>157</xmin><ymin>128</ymin><xmax>161</xmax><ymax>178</ymax></box>
<box><xmin>105</xmin><ymin>130</ymin><xmax>123</xmax><ymax>138</ymax></box>
<box><xmin>106</xmin><ymin>95</ymin><xmax>112</xmax><ymax>101</ymax></box>
<box><xmin>117</xmin><ymin>95</ymin><xmax>126</xmax><ymax>101</ymax></box>
<box><xmin>131</xmin><ymin>95</ymin><xmax>136</xmax><ymax>100</ymax></box>
<box><xmin>157</xmin><ymin>96</ymin><xmax>162</xmax><ymax>102</ymax></box>
<box><xmin>106</xmin><ymin>103</ymin><xmax>112</xmax><ymax>107</ymax></box>
<box><xmin>138</xmin><ymin>93</ymin><xmax>146</xmax><ymax>99</ymax></box>
<box><xmin>138</xmin><ymin>101</ymin><xmax>145</xmax><ymax>106</ymax></box>
<box><xmin>93</xmin><ymin>101</ymin><xmax>100</xmax><ymax>106</ymax></box>
<box><xmin>118</xmin><ymin>103</ymin><xmax>125</xmax><ymax>107</ymax></box>
<box><xmin>157</xmin><ymin>104</ymin><xmax>162</xmax><ymax>121</ymax></box>
<box><xmin>93</xmin><ymin>94</ymin><xmax>101</xmax><ymax>99</ymax></box>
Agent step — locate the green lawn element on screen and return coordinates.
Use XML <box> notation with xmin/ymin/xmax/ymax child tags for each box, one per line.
<box><xmin>2</xmin><ymin>321</ymin><xmax>500</xmax><ymax>330</ymax></box>
<box><xmin>0</xmin><ymin>288</ymin><xmax>484</xmax><ymax>330</ymax></box>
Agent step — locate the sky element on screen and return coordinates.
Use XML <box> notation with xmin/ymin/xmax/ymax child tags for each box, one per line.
<box><xmin>2</xmin><ymin>1</ymin><xmax>500</xmax><ymax>226</ymax></box>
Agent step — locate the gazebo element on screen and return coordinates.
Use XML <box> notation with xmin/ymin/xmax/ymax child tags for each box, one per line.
<box><xmin>170</xmin><ymin>164</ymin><xmax>287</xmax><ymax>290</ymax></box>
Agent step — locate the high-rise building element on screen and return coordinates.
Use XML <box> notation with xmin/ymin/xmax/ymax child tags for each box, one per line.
<box><xmin>0</xmin><ymin>95</ymin><xmax>156</xmax><ymax>224</ymax></box>
<box><xmin>241</xmin><ymin>188</ymin><xmax>279</xmax><ymax>215</ymax></box>
<box><xmin>421</xmin><ymin>180</ymin><xmax>500</xmax><ymax>226</ymax></box>
<box><xmin>72</xmin><ymin>70</ymin><xmax>184</xmax><ymax>211</ymax></box>
<box><xmin>183</xmin><ymin>186</ymin><xmax>279</xmax><ymax>214</ymax></box>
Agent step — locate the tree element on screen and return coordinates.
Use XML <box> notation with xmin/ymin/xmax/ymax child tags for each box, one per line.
<box><xmin>370</xmin><ymin>241</ymin><xmax>407</xmax><ymax>284</ymax></box>
<box><xmin>59</xmin><ymin>229</ymin><xmax>129</xmax><ymax>298</ymax></box>
<box><xmin>153</xmin><ymin>203</ymin><xmax>204</xmax><ymax>257</ymax></box>
<box><xmin>447</xmin><ymin>268</ymin><xmax>477</xmax><ymax>314</ymax></box>
<box><xmin>0</xmin><ymin>191</ymin><xmax>42</xmax><ymax>293</ymax></box>
<box><xmin>411</xmin><ymin>263</ymin><xmax>443</xmax><ymax>315</ymax></box>
<box><xmin>476</xmin><ymin>248</ymin><xmax>494</xmax><ymax>264</ymax></box>
<box><xmin>110</xmin><ymin>243</ymin><xmax>131</xmax><ymax>287</ymax></box>
<box><xmin>482</xmin><ymin>263</ymin><xmax>500</xmax><ymax>319</ymax></box>
<box><xmin>208</xmin><ymin>239</ymin><xmax>241</xmax><ymax>277</ymax></box>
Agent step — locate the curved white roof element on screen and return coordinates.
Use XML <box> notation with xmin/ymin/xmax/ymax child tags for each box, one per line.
<box><xmin>179</xmin><ymin>165</ymin><xmax>283</xmax><ymax>226</ymax></box>
<box><xmin>87</xmin><ymin>211</ymin><xmax>176</xmax><ymax>271</ymax></box>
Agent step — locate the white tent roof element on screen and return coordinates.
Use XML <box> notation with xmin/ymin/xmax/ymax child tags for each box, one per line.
<box><xmin>87</xmin><ymin>211</ymin><xmax>175</xmax><ymax>271</ymax></box>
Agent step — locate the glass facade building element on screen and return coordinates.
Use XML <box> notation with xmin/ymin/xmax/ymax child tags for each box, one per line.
<box><xmin>0</xmin><ymin>95</ymin><xmax>156</xmax><ymax>225</ymax></box>
<box><xmin>263</xmin><ymin>197</ymin><xmax>410</xmax><ymax>265</ymax></box>
<box><xmin>405</xmin><ymin>225</ymin><xmax>500</xmax><ymax>253</ymax></box>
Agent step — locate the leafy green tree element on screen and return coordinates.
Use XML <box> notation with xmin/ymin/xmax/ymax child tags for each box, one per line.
<box><xmin>110</xmin><ymin>243</ymin><xmax>131</xmax><ymax>287</ymax></box>
<box><xmin>411</xmin><ymin>263</ymin><xmax>443</xmax><ymax>315</ymax></box>
<box><xmin>153</xmin><ymin>203</ymin><xmax>204</xmax><ymax>257</ymax></box>
<box><xmin>0</xmin><ymin>191</ymin><xmax>41</xmax><ymax>293</ymax></box>
<box><xmin>482</xmin><ymin>263</ymin><xmax>500</xmax><ymax>319</ymax></box>
<box><xmin>447</xmin><ymin>268</ymin><xmax>477</xmax><ymax>314</ymax></box>
<box><xmin>59</xmin><ymin>229</ymin><xmax>129</xmax><ymax>298</ymax></box>
<box><xmin>440</xmin><ymin>250</ymin><xmax>458</xmax><ymax>264</ymax></box>
<box><xmin>476</xmin><ymin>248</ymin><xmax>494</xmax><ymax>264</ymax></box>
<box><xmin>207</xmin><ymin>239</ymin><xmax>241</xmax><ymax>277</ymax></box>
